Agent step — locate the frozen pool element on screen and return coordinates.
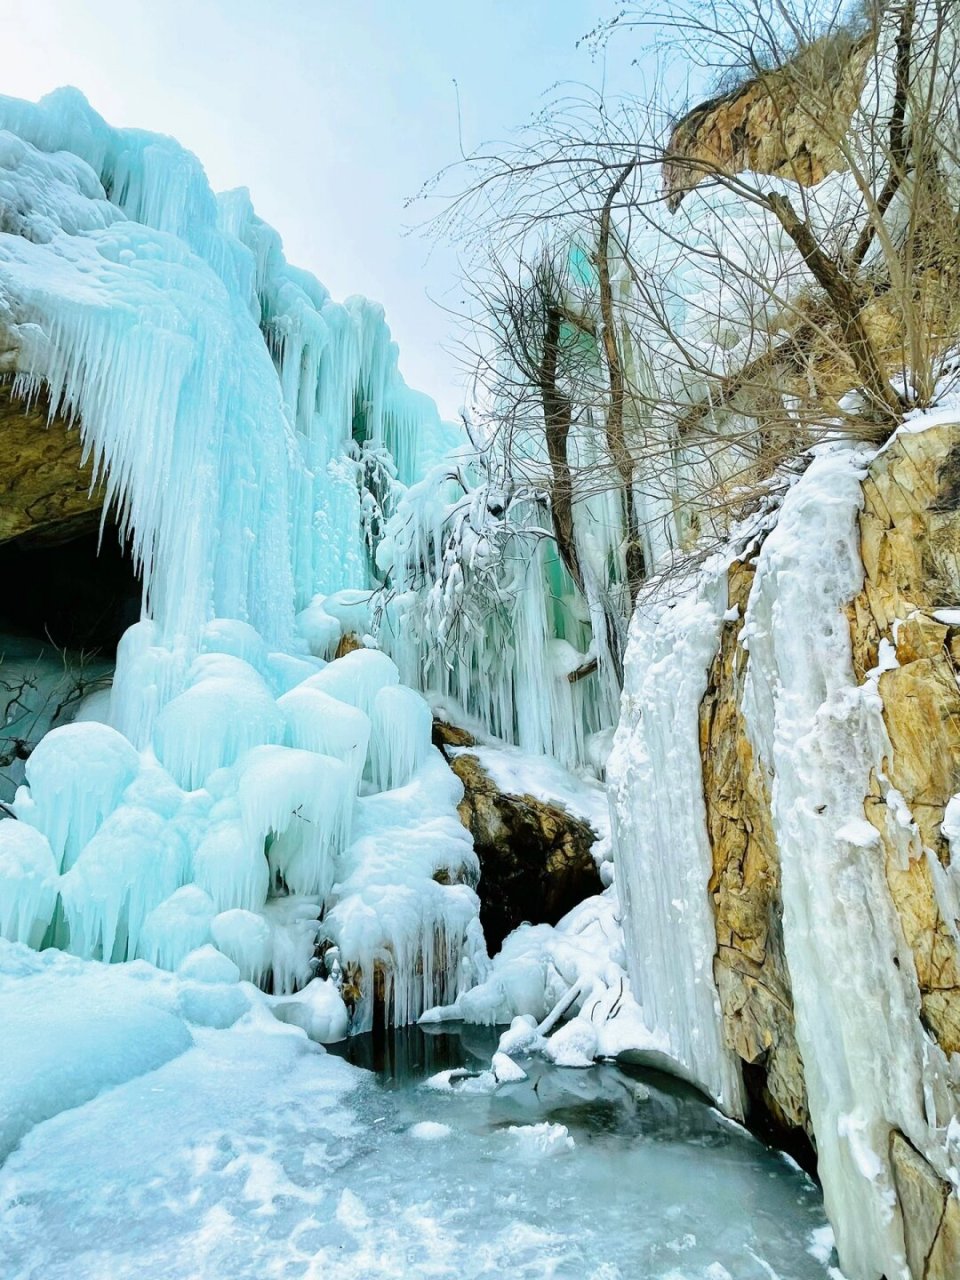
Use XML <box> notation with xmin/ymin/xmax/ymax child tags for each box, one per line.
<box><xmin>0</xmin><ymin>1014</ymin><xmax>840</xmax><ymax>1280</ymax></box>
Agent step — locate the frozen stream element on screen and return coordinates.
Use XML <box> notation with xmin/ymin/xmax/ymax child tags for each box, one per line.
<box><xmin>1</xmin><ymin>1004</ymin><xmax>839</xmax><ymax>1280</ymax></box>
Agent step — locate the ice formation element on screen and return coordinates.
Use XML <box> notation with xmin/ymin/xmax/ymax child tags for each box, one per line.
<box><xmin>0</xmin><ymin>89</ymin><xmax>483</xmax><ymax>1030</ymax></box>
<box><xmin>739</xmin><ymin>441</ymin><xmax>960</xmax><ymax>1280</ymax></box>
<box><xmin>606</xmin><ymin>539</ymin><xmax>760</xmax><ymax>1116</ymax></box>
<box><xmin>607</xmin><ymin>433</ymin><xmax>960</xmax><ymax>1280</ymax></box>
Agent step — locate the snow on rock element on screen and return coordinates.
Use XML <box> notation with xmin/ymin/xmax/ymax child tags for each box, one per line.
<box><xmin>503</xmin><ymin>1122</ymin><xmax>575</xmax><ymax>1158</ymax></box>
<box><xmin>492</xmin><ymin>1051</ymin><xmax>527</xmax><ymax>1083</ymax></box>
<box><xmin>543</xmin><ymin>1017</ymin><xmax>599</xmax><ymax>1068</ymax></box>
<box><xmin>422</xmin><ymin>882</ymin><xmax>657</xmax><ymax>1072</ymax></box>
<box><xmin>450</xmin><ymin>742</ymin><xmax>613</xmax><ymax>866</ymax></box>
<box><xmin>408</xmin><ymin>1120</ymin><xmax>452</xmax><ymax>1140</ymax></box>
<box><xmin>271</xmin><ymin>976</ymin><xmax>350</xmax><ymax>1044</ymax></box>
<box><xmin>420</xmin><ymin>741</ymin><xmax>668</xmax><ymax>1072</ymax></box>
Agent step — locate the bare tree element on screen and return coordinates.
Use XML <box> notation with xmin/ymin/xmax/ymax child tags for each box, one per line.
<box><xmin>386</xmin><ymin>0</ymin><xmax>960</xmax><ymax>766</ymax></box>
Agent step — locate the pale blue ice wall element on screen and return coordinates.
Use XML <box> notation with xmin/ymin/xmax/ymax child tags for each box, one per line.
<box><xmin>0</xmin><ymin>88</ymin><xmax>456</xmax><ymax>648</ymax></box>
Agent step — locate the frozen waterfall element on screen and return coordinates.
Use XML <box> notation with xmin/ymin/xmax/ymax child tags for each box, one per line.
<box><xmin>0</xmin><ymin>88</ymin><xmax>483</xmax><ymax>1027</ymax></box>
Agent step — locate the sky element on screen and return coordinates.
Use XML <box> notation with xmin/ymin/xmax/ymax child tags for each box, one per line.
<box><xmin>0</xmin><ymin>0</ymin><xmax>647</xmax><ymax>419</ymax></box>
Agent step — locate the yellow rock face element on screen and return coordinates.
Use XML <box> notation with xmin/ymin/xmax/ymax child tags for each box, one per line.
<box><xmin>663</xmin><ymin>35</ymin><xmax>869</xmax><ymax>210</ymax></box>
<box><xmin>700</xmin><ymin>559</ymin><xmax>810</xmax><ymax>1139</ymax></box>
<box><xmin>891</xmin><ymin>1131</ymin><xmax>960</xmax><ymax>1280</ymax></box>
<box><xmin>0</xmin><ymin>379</ymin><xmax>103</xmax><ymax>545</ymax></box>
<box><xmin>852</xmin><ymin>423</ymin><xmax>960</xmax><ymax>1055</ymax></box>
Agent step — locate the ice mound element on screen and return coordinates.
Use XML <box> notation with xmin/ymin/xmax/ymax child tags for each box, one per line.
<box><xmin>2</xmin><ymin>626</ymin><xmax>486</xmax><ymax>1030</ymax></box>
<box><xmin>503</xmin><ymin>1121</ymin><xmax>575</xmax><ymax>1158</ymax></box>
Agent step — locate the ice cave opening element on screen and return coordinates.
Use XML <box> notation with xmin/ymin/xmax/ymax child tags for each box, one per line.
<box><xmin>0</xmin><ymin>521</ymin><xmax>140</xmax><ymax>653</ymax></box>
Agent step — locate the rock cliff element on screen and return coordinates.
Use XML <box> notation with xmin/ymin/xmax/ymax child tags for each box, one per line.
<box><xmin>663</xmin><ymin>32</ymin><xmax>869</xmax><ymax>210</ymax></box>
<box><xmin>0</xmin><ymin>378</ymin><xmax>102</xmax><ymax>546</ymax></box>
<box><xmin>699</xmin><ymin>423</ymin><xmax>960</xmax><ymax>1279</ymax></box>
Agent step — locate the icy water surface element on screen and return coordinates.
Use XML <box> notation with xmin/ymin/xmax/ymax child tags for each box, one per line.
<box><xmin>331</xmin><ymin>1024</ymin><xmax>836</xmax><ymax>1280</ymax></box>
<box><xmin>0</xmin><ymin>1019</ymin><xmax>838</xmax><ymax>1280</ymax></box>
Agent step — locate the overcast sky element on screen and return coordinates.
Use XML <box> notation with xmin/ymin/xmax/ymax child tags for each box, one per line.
<box><xmin>0</xmin><ymin>0</ymin><xmax>652</xmax><ymax>418</ymax></box>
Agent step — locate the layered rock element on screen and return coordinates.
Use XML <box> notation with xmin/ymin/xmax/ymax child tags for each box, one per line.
<box><xmin>663</xmin><ymin>32</ymin><xmax>869</xmax><ymax>210</ymax></box>
<box><xmin>0</xmin><ymin>378</ymin><xmax>102</xmax><ymax>546</ymax></box>
<box><xmin>447</xmin><ymin>750</ymin><xmax>603</xmax><ymax>953</ymax></box>
<box><xmin>851</xmin><ymin>424</ymin><xmax>960</xmax><ymax>1057</ymax></box>
<box><xmin>693</xmin><ymin>425</ymin><xmax>960</xmax><ymax>1278</ymax></box>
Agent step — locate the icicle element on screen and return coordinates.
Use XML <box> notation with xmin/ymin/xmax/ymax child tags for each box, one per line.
<box><xmin>210</xmin><ymin>908</ymin><xmax>273</xmax><ymax>987</ymax></box>
<box><xmin>238</xmin><ymin>745</ymin><xmax>353</xmax><ymax>899</ymax></box>
<box><xmin>294</xmin><ymin>598</ymin><xmax>342</xmax><ymax>659</ymax></box>
<box><xmin>301</xmin><ymin>648</ymin><xmax>400</xmax><ymax>719</ymax></box>
<box><xmin>152</xmin><ymin>668</ymin><xmax>285</xmax><ymax>791</ymax></box>
<box><xmin>0</xmin><ymin>821</ymin><xmax>60</xmax><ymax>948</ymax></box>
<box><xmin>261</xmin><ymin>896</ymin><xmax>323</xmax><ymax>995</ymax></box>
<box><xmin>16</xmin><ymin>722</ymin><xmax>141</xmax><ymax>872</ymax></box>
<box><xmin>192</xmin><ymin>821</ymin><xmax>269</xmax><ymax>915</ymax></box>
<box><xmin>137</xmin><ymin>885</ymin><xmax>217</xmax><ymax>971</ymax></box>
<box><xmin>278</xmin><ymin>685</ymin><xmax>370</xmax><ymax>794</ymax></box>
<box><xmin>59</xmin><ymin>805</ymin><xmax>189</xmax><ymax>961</ymax></box>
<box><xmin>368</xmin><ymin>685</ymin><xmax>432</xmax><ymax>792</ymax></box>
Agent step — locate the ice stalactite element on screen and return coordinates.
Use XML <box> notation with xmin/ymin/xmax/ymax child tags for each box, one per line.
<box><xmin>607</xmin><ymin>550</ymin><xmax>751</xmax><ymax>1117</ymax></box>
<box><xmin>378</xmin><ymin>470</ymin><xmax>612</xmax><ymax>770</ymax></box>
<box><xmin>0</xmin><ymin>89</ymin><xmax>457</xmax><ymax>669</ymax></box>
<box><xmin>0</xmin><ymin>823</ymin><xmax>59</xmax><ymax>949</ymax></box>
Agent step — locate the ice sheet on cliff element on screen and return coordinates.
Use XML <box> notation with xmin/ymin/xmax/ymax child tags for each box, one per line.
<box><xmin>608</xmin><ymin>425</ymin><xmax>960</xmax><ymax>1280</ymax></box>
<box><xmin>739</xmin><ymin>437</ymin><xmax>960</xmax><ymax>1280</ymax></box>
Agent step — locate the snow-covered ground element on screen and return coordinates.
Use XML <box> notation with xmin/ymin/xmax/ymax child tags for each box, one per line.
<box><xmin>0</xmin><ymin>941</ymin><xmax>840</xmax><ymax>1280</ymax></box>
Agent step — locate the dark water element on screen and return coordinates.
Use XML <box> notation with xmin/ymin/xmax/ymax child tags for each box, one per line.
<box><xmin>328</xmin><ymin>1019</ymin><xmax>499</xmax><ymax>1083</ymax></box>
